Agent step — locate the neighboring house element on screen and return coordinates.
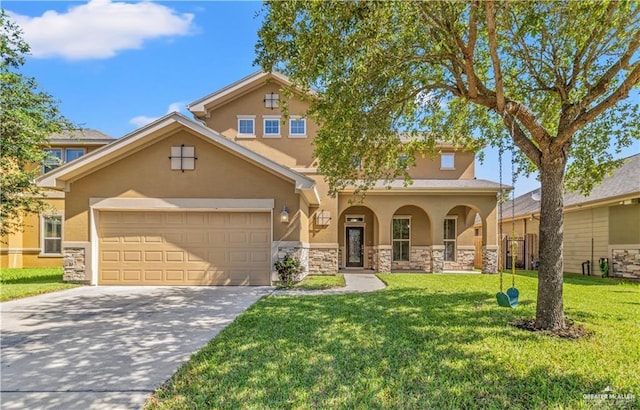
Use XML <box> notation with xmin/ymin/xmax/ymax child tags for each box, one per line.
<box><xmin>495</xmin><ymin>153</ymin><xmax>640</xmax><ymax>278</ymax></box>
<box><xmin>37</xmin><ymin>71</ymin><xmax>504</xmax><ymax>286</ymax></box>
<box><xmin>1</xmin><ymin>129</ymin><xmax>114</xmax><ymax>268</ymax></box>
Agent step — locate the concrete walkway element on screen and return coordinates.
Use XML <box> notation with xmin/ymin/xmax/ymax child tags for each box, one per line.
<box><xmin>273</xmin><ymin>273</ymin><xmax>386</xmax><ymax>296</ymax></box>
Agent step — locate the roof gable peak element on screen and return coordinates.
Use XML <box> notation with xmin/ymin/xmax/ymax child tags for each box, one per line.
<box><xmin>187</xmin><ymin>70</ymin><xmax>294</xmax><ymax>115</ymax></box>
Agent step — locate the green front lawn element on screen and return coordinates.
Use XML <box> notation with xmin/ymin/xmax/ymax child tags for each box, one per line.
<box><xmin>0</xmin><ymin>267</ymin><xmax>81</xmax><ymax>301</ymax></box>
<box><xmin>293</xmin><ymin>274</ymin><xmax>345</xmax><ymax>290</ymax></box>
<box><xmin>147</xmin><ymin>272</ymin><xmax>639</xmax><ymax>409</ymax></box>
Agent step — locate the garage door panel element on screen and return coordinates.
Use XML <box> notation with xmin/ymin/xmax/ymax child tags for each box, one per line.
<box><xmin>144</xmin><ymin>270</ymin><xmax>163</xmax><ymax>281</ymax></box>
<box><xmin>123</xmin><ymin>251</ymin><xmax>142</xmax><ymax>262</ymax></box>
<box><xmin>250</xmin><ymin>231</ymin><xmax>269</xmax><ymax>244</ymax></box>
<box><xmin>99</xmin><ymin>211</ymin><xmax>271</xmax><ymax>285</ymax></box>
<box><xmin>144</xmin><ymin>251</ymin><xmax>163</xmax><ymax>262</ymax></box>
<box><xmin>166</xmin><ymin>251</ymin><xmax>185</xmax><ymax>262</ymax></box>
<box><xmin>166</xmin><ymin>213</ymin><xmax>185</xmax><ymax>224</ymax></box>
<box><xmin>229</xmin><ymin>232</ymin><xmax>247</xmax><ymax>244</ymax></box>
<box><xmin>123</xmin><ymin>270</ymin><xmax>142</xmax><ymax>281</ymax></box>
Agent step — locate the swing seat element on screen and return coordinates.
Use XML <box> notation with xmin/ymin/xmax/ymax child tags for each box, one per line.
<box><xmin>496</xmin><ymin>291</ymin><xmax>511</xmax><ymax>307</ymax></box>
<box><xmin>496</xmin><ymin>287</ymin><xmax>519</xmax><ymax>308</ymax></box>
<box><xmin>506</xmin><ymin>287</ymin><xmax>519</xmax><ymax>307</ymax></box>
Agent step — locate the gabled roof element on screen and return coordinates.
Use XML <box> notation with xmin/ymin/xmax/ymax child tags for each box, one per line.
<box><xmin>503</xmin><ymin>154</ymin><xmax>640</xmax><ymax>219</ymax></box>
<box><xmin>37</xmin><ymin>112</ymin><xmax>319</xmax><ymax>205</ymax></box>
<box><xmin>48</xmin><ymin>129</ymin><xmax>114</xmax><ymax>146</ymax></box>
<box><xmin>187</xmin><ymin>70</ymin><xmax>294</xmax><ymax>116</ymax></box>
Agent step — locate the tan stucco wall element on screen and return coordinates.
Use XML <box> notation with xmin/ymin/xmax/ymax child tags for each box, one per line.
<box><xmin>308</xmin><ymin>175</ymin><xmax>339</xmax><ymax>245</ymax></box>
<box><xmin>63</xmin><ymin>129</ymin><xmax>302</xmax><ymax>243</ymax></box>
<box><xmin>609</xmin><ymin>204</ymin><xmax>640</xmax><ymax>245</ymax></box>
<box><xmin>204</xmin><ymin>83</ymin><xmax>317</xmax><ymax>169</ymax></box>
<box><xmin>0</xmin><ymin>198</ymin><xmax>64</xmax><ymax>268</ymax></box>
<box><xmin>410</xmin><ymin>151</ymin><xmax>475</xmax><ymax>180</ymax></box>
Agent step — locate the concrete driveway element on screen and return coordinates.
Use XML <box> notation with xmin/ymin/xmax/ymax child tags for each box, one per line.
<box><xmin>1</xmin><ymin>285</ymin><xmax>273</xmax><ymax>410</ymax></box>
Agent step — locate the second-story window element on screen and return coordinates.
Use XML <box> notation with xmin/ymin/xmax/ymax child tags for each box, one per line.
<box><xmin>289</xmin><ymin>118</ymin><xmax>306</xmax><ymax>137</ymax></box>
<box><xmin>441</xmin><ymin>153</ymin><xmax>455</xmax><ymax>170</ymax></box>
<box><xmin>43</xmin><ymin>148</ymin><xmax>63</xmax><ymax>173</ymax></box>
<box><xmin>65</xmin><ymin>148</ymin><xmax>85</xmax><ymax>162</ymax></box>
<box><xmin>43</xmin><ymin>148</ymin><xmax>87</xmax><ymax>173</ymax></box>
<box><xmin>263</xmin><ymin>117</ymin><xmax>280</xmax><ymax>137</ymax></box>
<box><xmin>237</xmin><ymin>116</ymin><xmax>256</xmax><ymax>137</ymax></box>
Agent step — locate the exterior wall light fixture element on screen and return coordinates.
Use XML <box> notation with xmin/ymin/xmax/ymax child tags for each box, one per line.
<box><xmin>280</xmin><ymin>205</ymin><xmax>289</xmax><ymax>223</ymax></box>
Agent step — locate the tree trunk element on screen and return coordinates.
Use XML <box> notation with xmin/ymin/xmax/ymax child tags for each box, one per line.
<box><xmin>535</xmin><ymin>151</ymin><xmax>567</xmax><ymax>330</ymax></box>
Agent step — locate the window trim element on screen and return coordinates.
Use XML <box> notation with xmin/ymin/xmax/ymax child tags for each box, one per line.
<box><xmin>40</xmin><ymin>213</ymin><xmax>63</xmax><ymax>256</ymax></box>
<box><xmin>392</xmin><ymin>215</ymin><xmax>411</xmax><ymax>262</ymax></box>
<box><xmin>289</xmin><ymin>117</ymin><xmax>307</xmax><ymax>138</ymax></box>
<box><xmin>440</xmin><ymin>153</ymin><xmax>455</xmax><ymax>170</ymax></box>
<box><xmin>444</xmin><ymin>216</ymin><xmax>457</xmax><ymax>262</ymax></box>
<box><xmin>263</xmin><ymin>115</ymin><xmax>281</xmax><ymax>138</ymax></box>
<box><xmin>237</xmin><ymin>115</ymin><xmax>256</xmax><ymax>138</ymax></box>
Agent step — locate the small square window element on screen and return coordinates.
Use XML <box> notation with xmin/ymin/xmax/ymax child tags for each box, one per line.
<box><xmin>264</xmin><ymin>118</ymin><xmax>280</xmax><ymax>136</ymax></box>
<box><xmin>441</xmin><ymin>153</ymin><xmax>455</xmax><ymax>170</ymax></box>
<box><xmin>238</xmin><ymin>118</ymin><xmax>255</xmax><ymax>136</ymax></box>
<box><xmin>289</xmin><ymin>118</ymin><xmax>306</xmax><ymax>137</ymax></box>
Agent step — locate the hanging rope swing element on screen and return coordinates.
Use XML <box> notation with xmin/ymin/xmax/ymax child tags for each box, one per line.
<box><xmin>496</xmin><ymin>145</ymin><xmax>519</xmax><ymax>308</ymax></box>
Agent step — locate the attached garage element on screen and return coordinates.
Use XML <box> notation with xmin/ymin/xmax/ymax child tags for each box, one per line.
<box><xmin>36</xmin><ymin>113</ymin><xmax>320</xmax><ymax>286</ymax></box>
<box><xmin>98</xmin><ymin>210</ymin><xmax>272</xmax><ymax>285</ymax></box>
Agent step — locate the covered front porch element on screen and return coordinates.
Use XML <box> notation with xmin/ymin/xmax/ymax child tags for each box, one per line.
<box><xmin>336</xmin><ymin>186</ymin><xmax>500</xmax><ymax>274</ymax></box>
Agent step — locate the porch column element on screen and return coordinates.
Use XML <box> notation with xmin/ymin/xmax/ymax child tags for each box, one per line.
<box><xmin>482</xmin><ymin>208</ymin><xmax>499</xmax><ymax>274</ymax></box>
<box><xmin>430</xmin><ymin>210</ymin><xmax>446</xmax><ymax>273</ymax></box>
<box><xmin>374</xmin><ymin>209</ymin><xmax>393</xmax><ymax>273</ymax></box>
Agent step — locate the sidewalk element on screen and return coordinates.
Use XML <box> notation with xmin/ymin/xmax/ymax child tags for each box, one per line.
<box><xmin>272</xmin><ymin>273</ymin><xmax>386</xmax><ymax>296</ymax></box>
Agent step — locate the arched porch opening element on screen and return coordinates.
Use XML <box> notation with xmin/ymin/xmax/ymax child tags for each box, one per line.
<box><xmin>444</xmin><ymin>204</ymin><xmax>482</xmax><ymax>272</ymax></box>
<box><xmin>391</xmin><ymin>205</ymin><xmax>432</xmax><ymax>272</ymax></box>
<box><xmin>338</xmin><ymin>205</ymin><xmax>379</xmax><ymax>270</ymax></box>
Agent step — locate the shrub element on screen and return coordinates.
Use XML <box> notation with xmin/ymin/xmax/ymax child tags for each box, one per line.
<box><xmin>274</xmin><ymin>255</ymin><xmax>303</xmax><ymax>288</ymax></box>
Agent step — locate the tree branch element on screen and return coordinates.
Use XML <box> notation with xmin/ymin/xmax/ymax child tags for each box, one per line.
<box><xmin>464</xmin><ymin>1</ymin><xmax>479</xmax><ymax>99</ymax></box>
<box><xmin>502</xmin><ymin>112</ymin><xmax>542</xmax><ymax>168</ymax></box>
<box><xmin>557</xmin><ymin>61</ymin><xmax>640</xmax><ymax>144</ymax></box>
<box><xmin>504</xmin><ymin>100</ymin><xmax>551</xmax><ymax>148</ymax></box>
<box><xmin>485</xmin><ymin>0</ymin><xmax>504</xmax><ymax>112</ymax></box>
<box><xmin>580</xmin><ymin>29</ymin><xmax>640</xmax><ymax>109</ymax></box>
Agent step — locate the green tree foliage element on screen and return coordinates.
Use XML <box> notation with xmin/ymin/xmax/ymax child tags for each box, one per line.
<box><xmin>257</xmin><ymin>1</ymin><xmax>640</xmax><ymax>330</ymax></box>
<box><xmin>1</xmin><ymin>11</ymin><xmax>72</xmax><ymax>239</ymax></box>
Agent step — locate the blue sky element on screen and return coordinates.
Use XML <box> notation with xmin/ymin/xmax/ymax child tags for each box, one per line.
<box><xmin>4</xmin><ymin>1</ymin><xmax>638</xmax><ymax>195</ymax></box>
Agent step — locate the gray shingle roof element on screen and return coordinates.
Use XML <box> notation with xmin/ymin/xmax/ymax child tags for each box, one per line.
<box><xmin>503</xmin><ymin>154</ymin><xmax>640</xmax><ymax>218</ymax></box>
<box><xmin>49</xmin><ymin>129</ymin><xmax>114</xmax><ymax>145</ymax></box>
<box><xmin>355</xmin><ymin>178</ymin><xmax>505</xmax><ymax>191</ymax></box>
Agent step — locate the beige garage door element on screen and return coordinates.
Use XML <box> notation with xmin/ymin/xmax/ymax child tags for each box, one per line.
<box><xmin>98</xmin><ymin>211</ymin><xmax>271</xmax><ymax>285</ymax></box>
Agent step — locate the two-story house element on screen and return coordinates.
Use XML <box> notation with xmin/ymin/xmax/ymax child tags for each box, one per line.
<box><xmin>37</xmin><ymin>71</ymin><xmax>503</xmax><ymax>286</ymax></box>
<box><xmin>1</xmin><ymin>129</ymin><xmax>114</xmax><ymax>268</ymax></box>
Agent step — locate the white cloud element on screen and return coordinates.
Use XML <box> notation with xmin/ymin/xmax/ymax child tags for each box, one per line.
<box><xmin>129</xmin><ymin>101</ymin><xmax>186</xmax><ymax>128</ymax></box>
<box><xmin>9</xmin><ymin>0</ymin><xmax>194</xmax><ymax>60</ymax></box>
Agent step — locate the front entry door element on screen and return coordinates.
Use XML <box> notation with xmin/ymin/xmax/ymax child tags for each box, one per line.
<box><xmin>346</xmin><ymin>227</ymin><xmax>364</xmax><ymax>267</ymax></box>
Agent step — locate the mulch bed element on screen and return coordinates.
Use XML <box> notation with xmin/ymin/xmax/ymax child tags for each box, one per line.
<box><xmin>511</xmin><ymin>318</ymin><xmax>592</xmax><ymax>339</ymax></box>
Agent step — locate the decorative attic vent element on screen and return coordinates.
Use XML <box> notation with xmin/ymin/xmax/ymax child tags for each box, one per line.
<box><xmin>264</xmin><ymin>92</ymin><xmax>279</xmax><ymax>109</ymax></box>
<box><xmin>169</xmin><ymin>145</ymin><xmax>197</xmax><ymax>172</ymax></box>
